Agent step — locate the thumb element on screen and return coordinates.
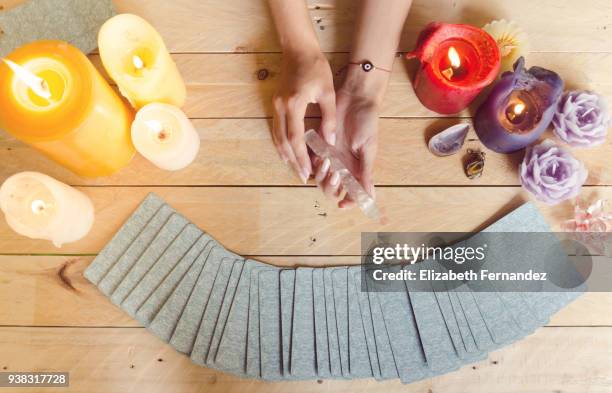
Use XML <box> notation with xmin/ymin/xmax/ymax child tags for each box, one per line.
<box><xmin>359</xmin><ymin>139</ymin><xmax>377</xmax><ymax>199</ymax></box>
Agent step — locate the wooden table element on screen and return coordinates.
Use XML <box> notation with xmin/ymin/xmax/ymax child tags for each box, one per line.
<box><xmin>1</xmin><ymin>0</ymin><xmax>612</xmax><ymax>392</ymax></box>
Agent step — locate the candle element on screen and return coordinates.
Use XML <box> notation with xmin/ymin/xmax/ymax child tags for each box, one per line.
<box><xmin>98</xmin><ymin>14</ymin><xmax>186</xmax><ymax>109</ymax></box>
<box><xmin>474</xmin><ymin>57</ymin><xmax>564</xmax><ymax>153</ymax></box>
<box><xmin>0</xmin><ymin>172</ymin><xmax>94</xmax><ymax>247</ymax></box>
<box><xmin>482</xmin><ymin>19</ymin><xmax>530</xmax><ymax>73</ymax></box>
<box><xmin>405</xmin><ymin>22</ymin><xmax>501</xmax><ymax>114</ymax></box>
<box><xmin>0</xmin><ymin>41</ymin><xmax>135</xmax><ymax>178</ymax></box>
<box><xmin>131</xmin><ymin>103</ymin><xmax>200</xmax><ymax>171</ymax></box>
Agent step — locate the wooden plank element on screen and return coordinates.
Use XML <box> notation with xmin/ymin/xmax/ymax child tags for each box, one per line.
<box><xmin>0</xmin><ymin>255</ymin><xmax>352</xmax><ymax>328</ymax></box>
<box><xmin>0</xmin><ymin>0</ymin><xmax>24</xmax><ymax>11</ymax></box>
<box><xmin>0</xmin><ymin>186</ymin><xmax>608</xmax><ymax>255</ymax></box>
<box><xmin>0</xmin><ymin>255</ymin><xmax>609</xmax><ymax>327</ymax></box>
<box><xmin>112</xmin><ymin>0</ymin><xmax>612</xmax><ymax>53</ymax></box>
<box><xmin>179</xmin><ymin>52</ymin><xmax>612</xmax><ymax>119</ymax></box>
<box><xmin>3</xmin><ymin>0</ymin><xmax>611</xmax><ymax>53</ymax></box>
<box><xmin>0</xmin><ymin>326</ymin><xmax>610</xmax><ymax>392</ymax></box>
<box><xmin>2</xmin><ymin>117</ymin><xmax>611</xmax><ymax>187</ymax></box>
<box><xmin>85</xmin><ymin>52</ymin><xmax>612</xmax><ymax>118</ymax></box>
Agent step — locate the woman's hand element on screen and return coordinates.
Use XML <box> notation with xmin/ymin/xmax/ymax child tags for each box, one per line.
<box><xmin>272</xmin><ymin>50</ymin><xmax>336</xmax><ymax>183</ymax></box>
<box><xmin>313</xmin><ymin>66</ymin><xmax>388</xmax><ymax>209</ymax></box>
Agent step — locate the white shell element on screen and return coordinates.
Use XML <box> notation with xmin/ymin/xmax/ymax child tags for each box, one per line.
<box><xmin>428</xmin><ymin>124</ymin><xmax>470</xmax><ymax>157</ymax></box>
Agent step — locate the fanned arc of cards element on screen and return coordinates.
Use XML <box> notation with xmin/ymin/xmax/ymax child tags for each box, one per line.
<box><xmin>84</xmin><ymin>193</ymin><xmax>585</xmax><ymax>383</ymax></box>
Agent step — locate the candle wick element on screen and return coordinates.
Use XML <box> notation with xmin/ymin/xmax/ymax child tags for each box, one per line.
<box><xmin>581</xmin><ymin>108</ymin><xmax>594</xmax><ymax>118</ymax></box>
<box><xmin>441</xmin><ymin>67</ymin><xmax>454</xmax><ymax>80</ymax></box>
<box><xmin>145</xmin><ymin>120</ymin><xmax>171</xmax><ymax>142</ymax></box>
<box><xmin>40</xmin><ymin>79</ymin><xmax>49</xmax><ymax>95</ymax></box>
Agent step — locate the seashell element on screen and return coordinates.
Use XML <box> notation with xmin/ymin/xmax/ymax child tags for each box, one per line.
<box><xmin>483</xmin><ymin>19</ymin><xmax>530</xmax><ymax>73</ymax></box>
<box><xmin>428</xmin><ymin>123</ymin><xmax>470</xmax><ymax>157</ymax></box>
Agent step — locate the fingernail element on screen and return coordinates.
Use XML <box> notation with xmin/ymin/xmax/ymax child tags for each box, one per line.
<box><xmin>321</xmin><ymin>158</ymin><xmax>331</xmax><ymax>173</ymax></box>
<box><xmin>282</xmin><ymin>155</ymin><xmax>289</xmax><ymax>164</ymax></box>
<box><xmin>329</xmin><ymin>133</ymin><xmax>336</xmax><ymax>146</ymax></box>
<box><xmin>301</xmin><ymin>167</ymin><xmax>310</xmax><ymax>184</ymax></box>
<box><xmin>330</xmin><ymin>171</ymin><xmax>340</xmax><ymax>186</ymax></box>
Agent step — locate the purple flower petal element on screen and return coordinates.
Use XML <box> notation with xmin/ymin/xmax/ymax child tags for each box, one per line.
<box><xmin>519</xmin><ymin>139</ymin><xmax>588</xmax><ymax>205</ymax></box>
<box><xmin>553</xmin><ymin>90</ymin><xmax>610</xmax><ymax>147</ymax></box>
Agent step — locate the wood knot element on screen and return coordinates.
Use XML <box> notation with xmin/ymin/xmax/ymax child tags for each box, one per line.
<box><xmin>256</xmin><ymin>68</ymin><xmax>269</xmax><ymax>80</ymax></box>
<box><xmin>57</xmin><ymin>258</ymin><xmax>79</xmax><ymax>292</ymax></box>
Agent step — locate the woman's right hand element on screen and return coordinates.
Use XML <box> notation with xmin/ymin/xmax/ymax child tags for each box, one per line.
<box><xmin>272</xmin><ymin>49</ymin><xmax>337</xmax><ymax>183</ymax></box>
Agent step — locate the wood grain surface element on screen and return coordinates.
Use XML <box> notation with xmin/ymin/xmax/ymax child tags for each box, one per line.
<box><xmin>0</xmin><ymin>0</ymin><xmax>610</xmax><ymax>391</ymax></box>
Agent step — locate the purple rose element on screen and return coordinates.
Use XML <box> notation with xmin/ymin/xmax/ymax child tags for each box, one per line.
<box><xmin>519</xmin><ymin>140</ymin><xmax>588</xmax><ymax>205</ymax></box>
<box><xmin>553</xmin><ymin>90</ymin><xmax>610</xmax><ymax>147</ymax></box>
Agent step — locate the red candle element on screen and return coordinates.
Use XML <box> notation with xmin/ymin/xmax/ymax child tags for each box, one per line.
<box><xmin>406</xmin><ymin>23</ymin><xmax>501</xmax><ymax>114</ymax></box>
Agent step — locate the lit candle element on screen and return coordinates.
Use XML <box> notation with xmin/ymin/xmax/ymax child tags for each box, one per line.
<box><xmin>98</xmin><ymin>14</ymin><xmax>186</xmax><ymax>109</ymax></box>
<box><xmin>131</xmin><ymin>103</ymin><xmax>200</xmax><ymax>171</ymax></box>
<box><xmin>440</xmin><ymin>46</ymin><xmax>466</xmax><ymax>81</ymax></box>
<box><xmin>0</xmin><ymin>41</ymin><xmax>135</xmax><ymax>177</ymax></box>
<box><xmin>0</xmin><ymin>172</ymin><xmax>94</xmax><ymax>247</ymax></box>
<box><xmin>474</xmin><ymin>57</ymin><xmax>564</xmax><ymax>153</ymax></box>
<box><xmin>405</xmin><ymin>22</ymin><xmax>501</xmax><ymax>114</ymax></box>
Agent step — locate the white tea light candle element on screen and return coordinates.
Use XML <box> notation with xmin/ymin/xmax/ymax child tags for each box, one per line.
<box><xmin>98</xmin><ymin>14</ymin><xmax>186</xmax><ymax>109</ymax></box>
<box><xmin>131</xmin><ymin>103</ymin><xmax>200</xmax><ymax>171</ymax></box>
<box><xmin>0</xmin><ymin>172</ymin><xmax>94</xmax><ymax>247</ymax></box>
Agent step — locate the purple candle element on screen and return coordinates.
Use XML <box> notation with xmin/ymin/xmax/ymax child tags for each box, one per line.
<box><xmin>474</xmin><ymin>57</ymin><xmax>563</xmax><ymax>153</ymax></box>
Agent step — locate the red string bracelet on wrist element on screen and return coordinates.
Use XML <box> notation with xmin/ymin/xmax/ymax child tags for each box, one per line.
<box><xmin>347</xmin><ymin>60</ymin><xmax>392</xmax><ymax>73</ymax></box>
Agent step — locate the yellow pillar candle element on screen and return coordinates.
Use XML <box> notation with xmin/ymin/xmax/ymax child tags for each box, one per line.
<box><xmin>0</xmin><ymin>41</ymin><xmax>135</xmax><ymax>177</ymax></box>
<box><xmin>98</xmin><ymin>14</ymin><xmax>186</xmax><ymax>109</ymax></box>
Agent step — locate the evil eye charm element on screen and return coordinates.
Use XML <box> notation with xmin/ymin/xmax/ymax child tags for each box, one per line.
<box><xmin>465</xmin><ymin>149</ymin><xmax>486</xmax><ymax>179</ymax></box>
<box><xmin>361</xmin><ymin>61</ymin><xmax>374</xmax><ymax>72</ymax></box>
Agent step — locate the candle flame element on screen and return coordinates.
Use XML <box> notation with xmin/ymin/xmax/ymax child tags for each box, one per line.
<box><xmin>514</xmin><ymin>102</ymin><xmax>526</xmax><ymax>115</ymax></box>
<box><xmin>2</xmin><ymin>59</ymin><xmax>51</xmax><ymax>100</ymax></box>
<box><xmin>133</xmin><ymin>55</ymin><xmax>145</xmax><ymax>70</ymax></box>
<box><xmin>31</xmin><ymin>199</ymin><xmax>47</xmax><ymax>215</ymax></box>
<box><xmin>145</xmin><ymin>120</ymin><xmax>163</xmax><ymax>133</ymax></box>
<box><xmin>448</xmin><ymin>46</ymin><xmax>461</xmax><ymax>68</ymax></box>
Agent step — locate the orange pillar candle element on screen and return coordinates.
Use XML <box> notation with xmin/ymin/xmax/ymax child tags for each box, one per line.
<box><xmin>0</xmin><ymin>41</ymin><xmax>135</xmax><ymax>177</ymax></box>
